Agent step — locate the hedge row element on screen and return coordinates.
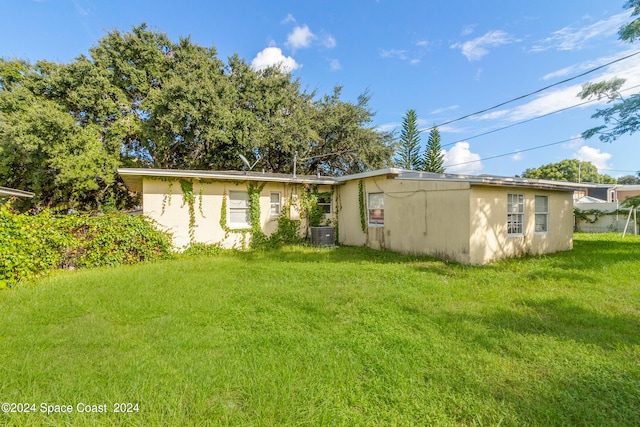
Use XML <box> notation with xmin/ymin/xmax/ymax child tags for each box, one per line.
<box><xmin>0</xmin><ymin>205</ymin><xmax>173</xmax><ymax>288</ymax></box>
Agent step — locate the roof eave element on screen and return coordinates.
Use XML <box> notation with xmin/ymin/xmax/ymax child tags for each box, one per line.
<box><xmin>117</xmin><ymin>168</ymin><xmax>338</xmax><ymax>193</ymax></box>
<box><xmin>0</xmin><ymin>186</ymin><xmax>35</xmax><ymax>199</ymax></box>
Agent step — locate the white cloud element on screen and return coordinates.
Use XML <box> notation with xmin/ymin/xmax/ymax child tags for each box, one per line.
<box><xmin>573</xmin><ymin>145</ymin><xmax>612</xmax><ymax>170</ymax></box>
<box><xmin>443</xmin><ymin>142</ymin><xmax>483</xmax><ymax>174</ymax></box>
<box><xmin>375</xmin><ymin>122</ymin><xmax>399</xmax><ymax>133</ymax></box>
<box><xmin>380</xmin><ymin>48</ymin><xmax>408</xmax><ymax>60</ymax></box>
<box><xmin>281</xmin><ymin>13</ymin><xmax>296</xmax><ymax>24</ymax></box>
<box><xmin>430</xmin><ymin>105</ymin><xmax>460</xmax><ymax>115</ymax></box>
<box><xmin>321</xmin><ymin>34</ymin><xmax>336</xmax><ymax>49</ymax></box>
<box><xmin>451</xmin><ymin>30</ymin><xmax>518</xmax><ymax>61</ymax></box>
<box><xmin>379</xmin><ymin>48</ymin><xmax>422</xmax><ymax>64</ymax></box>
<box><xmin>72</xmin><ymin>0</ymin><xmax>90</xmax><ymax>16</ymax></box>
<box><xmin>511</xmin><ymin>152</ymin><xmax>523</xmax><ymax>161</ymax></box>
<box><xmin>532</xmin><ymin>11</ymin><xmax>632</xmax><ymax>52</ymax></box>
<box><xmin>285</xmin><ymin>25</ymin><xmax>316</xmax><ymax>50</ymax></box>
<box><xmin>461</xmin><ymin>25</ymin><xmax>476</xmax><ymax>36</ymax></box>
<box><xmin>251</xmin><ymin>47</ymin><xmax>300</xmax><ymax>72</ymax></box>
<box><xmin>475</xmin><ymin>50</ymin><xmax>640</xmax><ymax>123</ymax></box>
<box><xmin>329</xmin><ymin>59</ymin><xmax>341</xmax><ymax>71</ymax></box>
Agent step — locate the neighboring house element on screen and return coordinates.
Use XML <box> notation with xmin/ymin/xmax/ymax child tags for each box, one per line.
<box><xmin>572</xmin><ymin>184</ymin><xmax>640</xmax><ymax>233</ymax></box>
<box><xmin>118</xmin><ymin>167</ymin><xmax>575</xmax><ymax>265</ymax></box>
<box><xmin>0</xmin><ymin>186</ymin><xmax>35</xmax><ymax>200</ymax></box>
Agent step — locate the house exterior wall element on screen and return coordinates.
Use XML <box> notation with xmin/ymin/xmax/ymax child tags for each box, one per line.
<box><xmin>616</xmin><ymin>189</ymin><xmax>640</xmax><ymax>203</ymax></box>
<box><xmin>469</xmin><ymin>186</ymin><xmax>573</xmax><ymax>264</ymax></box>
<box><xmin>138</xmin><ymin>174</ymin><xmax>574</xmax><ymax>264</ymax></box>
<box><xmin>337</xmin><ymin>177</ymin><xmax>472</xmax><ymax>263</ymax></box>
<box><xmin>142</xmin><ymin>178</ymin><xmax>309</xmax><ymax>249</ymax></box>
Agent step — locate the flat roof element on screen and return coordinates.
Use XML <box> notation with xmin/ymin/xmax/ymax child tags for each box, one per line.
<box><xmin>338</xmin><ymin>169</ymin><xmax>577</xmax><ymax>192</ymax></box>
<box><xmin>0</xmin><ymin>186</ymin><xmax>35</xmax><ymax>198</ymax></box>
<box><xmin>118</xmin><ymin>167</ymin><xmax>579</xmax><ymax>193</ymax></box>
<box><xmin>118</xmin><ymin>168</ymin><xmax>337</xmax><ymax>193</ymax></box>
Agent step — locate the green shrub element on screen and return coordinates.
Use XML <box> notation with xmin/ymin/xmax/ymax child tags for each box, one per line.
<box><xmin>0</xmin><ymin>205</ymin><xmax>172</xmax><ymax>287</ymax></box>
<box><xmin>181</xmin><ymin>242</ymin><xmax>223</xmax><ymax>257</ymax></box>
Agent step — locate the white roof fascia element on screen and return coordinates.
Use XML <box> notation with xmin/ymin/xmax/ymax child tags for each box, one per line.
<box><xmin>117</xmin><ymin>168</ymin><xmax>338</xmax><ymax>185</ymax></box>
<box><xmin>333</xmin><ymin>168</ymin><xmax>403</xmax><ymax>182</ymax></box>
<box><xmin>0</xmin><ymin>186</ymin><xmax>35</xmax><ymax>198</ymax></box>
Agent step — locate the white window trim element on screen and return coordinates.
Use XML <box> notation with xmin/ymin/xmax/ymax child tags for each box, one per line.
<box><xmin>270</xmin><ymin>192</ymin><xmax>281</xmax><ymax>218</ymax></box>
<box><xmin>507</xmin><ymin>193</ymin><xmax>524</xmax><ymax>237</ymax></box>
<box><xmin>228</xmin><ymin>191</ymin><xmax>251</xmax><ymax>228</ymax></box>
<box><xmin>367</xmin><ymin>192</ymin><xmax>384</xmax><ymax>227</ymax></box>
<box><xmin>535</xmin><ymin>195</ymin><xmax>549</xmax><ymax>235</ymax></box>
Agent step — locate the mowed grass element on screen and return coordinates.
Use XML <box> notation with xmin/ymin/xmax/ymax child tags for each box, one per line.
<box><xmin>1</xmin><ymin>234</ymin><xmax>639</xmax><ymax>426</ymax></box>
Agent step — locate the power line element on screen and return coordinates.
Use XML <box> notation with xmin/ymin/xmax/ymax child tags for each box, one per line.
<box><xmin>426</xmin><ymin>50</ymin><xmax>640</xmax><ymax>130</ymax></box>
<box><xmin>441</xmin><ymin>83</ymin><xmax>640</xmax><ymax>148</ymax></box>
<box><xmin>443</xmin><ymin>136</ymin><xmax>581</xmax><ymax>169</ymax></box>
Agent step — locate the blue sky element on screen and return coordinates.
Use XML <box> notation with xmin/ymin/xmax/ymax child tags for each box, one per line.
<box><xmin>1</xmin><ymin>0</ymin><xmax>638</xmax><ymax>178</ymax></box>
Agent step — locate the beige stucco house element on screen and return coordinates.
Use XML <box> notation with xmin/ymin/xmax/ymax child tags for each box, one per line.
<box><xmin>119</xmin><ymin>167</ymin><xmax>575</xmax><ymax>264</ymax></box>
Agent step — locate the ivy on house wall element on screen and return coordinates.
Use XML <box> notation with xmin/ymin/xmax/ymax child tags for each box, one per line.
<box><xmin>358</xmin><ymin>180</ymin><xmax>366</xmax><ymax>232</ymax></box>
<box><xmin>150</xmin><ymin>177</ymin><xmax>313</xmax><ymax>249</ymax></box>
<box><xmin>300</xmin><ymin>185</ymin><xmax>332</xmax><ymax>227</ymax></box>
<box><xmin>161</xmin><ymin>181</ymin><xmax>174</xmax><ymax>215</ymax></box>
<box><xmin>179</xmin><ymin>179</ymin><xmax>196</xmax><ymax>243</ymax></box>
<box><xmin>219</xmin><ymin>182</ymin><xmax>267</xmax><ymax>248</ymax></box>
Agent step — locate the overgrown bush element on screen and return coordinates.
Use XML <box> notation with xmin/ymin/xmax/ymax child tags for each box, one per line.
<box><xmin>0</xmin><ymin>205</ymin><xmax>172</xmax><ymax>288</ymax></box>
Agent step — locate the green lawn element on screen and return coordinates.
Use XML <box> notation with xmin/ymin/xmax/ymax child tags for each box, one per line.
<box><xmin>1</xmin><ymin>233</ymin><xmax>639</xmax><ymax>426</ymax></box>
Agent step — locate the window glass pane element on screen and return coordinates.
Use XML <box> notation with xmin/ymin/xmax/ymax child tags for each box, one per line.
<box><xmin>229</xmin><ymin>191</ymin><xmax>250</xmax><ymax>226</ymax></box>
<box><xmin>229</xmin><ymin>209</ymin><xmax>250</xmax><ymax>225</ymax></box>
<box><xmin>270</xmin><ymin>192</ymin><xmax>280</xmax><ymax>217</ymax></box>
<box><xmin>507</xmin><ymin>194</ymin><xmax>524</xmax><ymax>235</ymax></box>
<box><xmin>229</xmin><ymin>191</ymin><xmax>249</xmax><ymax>208</ymax></box>
<box><xmin>368</xmin><ymin>193</ymin><xmax>384</xmax><ymax>209</ymax></box>
<box><xmin>535</xmin><ymin>196</ymin><xmax>548</xmax><ymax>213</ymax></box>
<box><xmin>535</xmin><ymin>214</ymin><xmax>548</xmax><ymax>232</ymax></box>
<box><xmin>368</xmin><ymin>193</ymin><xmax>384</xmax><ymax>225</ymax></box>
<box><xmin>317</xmin><ymin>195</ymin><xmax>332</xmax><ymax>214</ymax></box>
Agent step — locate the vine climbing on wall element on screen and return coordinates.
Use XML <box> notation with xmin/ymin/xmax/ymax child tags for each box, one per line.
<box><xmin>358</xmin><ymin>180</ymin><xmax>366</xmax><ymax>232</ymax></box>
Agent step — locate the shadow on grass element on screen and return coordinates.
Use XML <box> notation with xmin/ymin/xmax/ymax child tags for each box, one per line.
<box><xmin>449</xmin><ymin>297</ymin><xmax>640</xmax><ymax>349</ymax></box>
<box><xmin>550</xmin><ymin>236</ymin><xmax>640</xmax><ymax>271</ymax></box>
<box><xmin>500</xmin><ymin>368</ymin><xmax>640</xmax><ymax>426</ymax></box>
<box><xmin>198</xmin><ymin>234</ymin><xmax>640</xmax><ymax>280</ymax></box>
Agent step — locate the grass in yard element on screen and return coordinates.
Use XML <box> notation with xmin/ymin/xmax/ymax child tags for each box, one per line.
<box><xmin>1</xmin><ymin>233</ymin><xmax>639</xmax><ymax>426</ymax></box>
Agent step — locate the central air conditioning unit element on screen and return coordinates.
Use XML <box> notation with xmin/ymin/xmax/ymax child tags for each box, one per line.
<box><xmin>309</xmin><ymin>226</ymin><xmax>335</xmax><ymax>246</ymax></box>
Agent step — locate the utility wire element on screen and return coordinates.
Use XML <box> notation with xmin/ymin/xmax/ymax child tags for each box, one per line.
<box><xmin>426</xmin><ymin>50</ymin><xmax>640</xmax><ymax>130</ymax></box>
<box><xmin>443</xmin><ymin>136</ymin><xmax>582</xmax><ymax>169</ymax></box>
<box><xmin>441</xmin><ymin>83</ymin><xmax>640</xmax><ymax>148</ymax></box>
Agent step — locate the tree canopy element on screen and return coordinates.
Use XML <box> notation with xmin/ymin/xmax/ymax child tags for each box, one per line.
<box><xmin>421</xmin><ymin>126</ymin><xmax>445</xmax><ymax>173</ymax></box>
<box><xmin>522</xmin><ymin>159</ymin><xmax>616</xmax><ymax>184</ymax></box>
<box><xmin>578</xmin><ymin>1</ymin><xmax>640</xmax><ymax>143</ymax></box>
<box><xmin>617</xmin><ymin>174</ymin><xmax>640</xmax><ymax>184</ymax></box>
<box><xmin>0</xmin><ymin>24</ymin><xmax>393</xmax><ymax>210</ymax></box>
<box><xmin>394</xmin><ymin>109</ymin><xmax>421</xmax><ymax>170</ymax></box>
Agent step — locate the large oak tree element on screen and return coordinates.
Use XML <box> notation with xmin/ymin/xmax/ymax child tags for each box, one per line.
<box><xmin>0</xmin><ymin>24</ymin><xmax>393</xmax><ymax>210</ymax></box>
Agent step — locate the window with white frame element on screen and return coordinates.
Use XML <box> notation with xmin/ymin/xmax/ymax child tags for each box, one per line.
<box><xmin>317</xmin><ymin>194</ymin><xmax>332</xmax><ymax>215</ymax></box>
<box><xmin>535</xmin><ymin>195</ymin><xmax>549</xmax><ymax>233</ymax></box>
<box><xmin>507</xmin><ymin>193</ymin><xmax>524</xmax><ymax>236</ymax></box>
<box><xmin>270</xmin><ymin>192</ymin><xmax>281</xmax><ymax>217</ymax></box>
<box><xmin>228</xmin><ymin>191</ymin><xmax>250</xmax><ymax>228</ymax></box>
<box><xmin>368</xmin><ymin>192</ymin><xmax>384</xmax><ymax>226</ymax></box>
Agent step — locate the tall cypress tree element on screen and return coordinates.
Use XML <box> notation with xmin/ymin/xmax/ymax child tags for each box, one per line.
<box><xmin>422</xmin><ymin>125</ymin><xmax>445</xmax><ymax>173</ymax></box>
<box><xmin>394</xmin><ymin>109</ymin><xmax>421</xmax><ymax>170</ymax></box>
